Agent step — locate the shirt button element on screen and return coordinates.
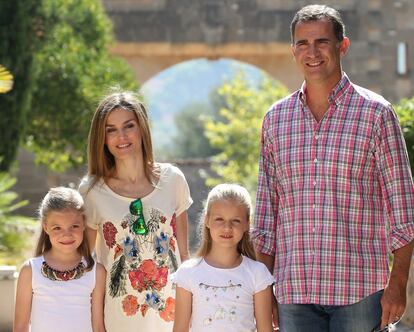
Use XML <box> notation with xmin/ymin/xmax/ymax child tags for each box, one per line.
<box><xmin>313</xmin><ymin>227</ymin><xmax>316</xmax><ymax>233</ymax></box>
<box><xmin>313</xmin><ymin>180</ymin><xmax>317</xmax><ymax>186</ymax></box>
<box><xmin>315</xmin><ymin>134</ymin><xmax>319</xmax><ymax>140</ymax></box>
<box><xmin>313</xmin><ymin>204</ymin><xmax>316</xmax><ymax>209</ymax></box>
<box><xmin>314</xmin><ymin>158</ymin><xmax>318</xmax><ymax>163</ymax></box>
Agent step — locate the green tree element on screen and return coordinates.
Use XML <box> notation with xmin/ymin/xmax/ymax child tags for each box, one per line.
<box><xmin>25</xmin><ymin>0</ymin><xmax>138</xmax><ymax>172</ymax></box>
<box><xmin>172</xmin><ymin>102</ymin><xmax>220</xmax><ymax>159</ymax></box>
<box><xmin>204</xmin><ymin>73</ymin><xmax>288</xmax><ymax>195</ymax></box>
<box><xmin>394</xmin><ymin>97</ymin><xmax>414</xmax><ymax>174</ymax></box>
<box><xmin>0</xmin><ymin>53</ymin><xmax>35</xmax><ymax>265</ymax></box>
<box><xmin>0</xmin><ymin>1</ymin><xmax>40</xmax><ymax>171</ymax></box>
<box><xmin>0</xmin><ymin>172</ymin><xmax>36</xmax><ymax>265</ymax></box>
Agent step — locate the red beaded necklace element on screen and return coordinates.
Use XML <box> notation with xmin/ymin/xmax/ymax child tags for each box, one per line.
<box><xmin>41</xmin><ymin>260</ymin><xmax>85</xmax><ymax>281</ymax></box>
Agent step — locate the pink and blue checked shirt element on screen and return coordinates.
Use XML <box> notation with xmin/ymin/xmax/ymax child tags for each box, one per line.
<box><xmin>252</xmin><ymin>73</ymin><xmax>414</xmax><ymax>306</ymax></box>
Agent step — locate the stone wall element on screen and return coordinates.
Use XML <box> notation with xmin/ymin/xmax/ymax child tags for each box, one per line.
<box><xmin>0</xmin><ymin>267</ymin><xmax>16</xmax><ymax>332</ymax></box>
<box><xmin>103</xmin><ymin>0</ymin><xmax>414</xmax><ymax>103</ymax></box>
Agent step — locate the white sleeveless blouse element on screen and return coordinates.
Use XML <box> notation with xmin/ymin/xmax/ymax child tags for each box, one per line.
<box><xmin>29</xmin><ymin>256</ymin><xmax>96</xmax><ymax>332</ymax></box>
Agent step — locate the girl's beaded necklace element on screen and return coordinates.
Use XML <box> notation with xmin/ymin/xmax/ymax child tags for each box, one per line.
<box><xmin>41</xmin><ymin>260</ymin><xmax>85</xmax><ymax>281</ymax></box>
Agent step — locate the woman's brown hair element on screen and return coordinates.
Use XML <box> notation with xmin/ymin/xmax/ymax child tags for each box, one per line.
<box><xmin>86</xmin><ymin>90</ymin><xmax>158</xmax><ymax>190</ymax></box>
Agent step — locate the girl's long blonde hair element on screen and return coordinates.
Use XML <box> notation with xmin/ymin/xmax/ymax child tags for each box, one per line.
<box><xmin>197</xmin><ymin>183</ymin><xmax>256</xmax><ymax>260</ymax></box>
<box><xmin>86</xmin><ymin>90</ymin><xmax>158</xmax><ymax>191</ymax></box>
<box><xmin>35</xmin><ymin>187</ymin><xmax>94</xmax><ymax>270</ymax></box>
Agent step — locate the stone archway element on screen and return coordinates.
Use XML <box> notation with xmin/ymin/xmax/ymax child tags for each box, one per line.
<box><xmin>111</xmin><ymin>41</ymin><xmax>302</xmax><ymax>92</ymax></box>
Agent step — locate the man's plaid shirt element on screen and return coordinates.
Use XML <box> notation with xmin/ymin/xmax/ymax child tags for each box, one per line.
<box><xmin>253</xmin><ymin>74</ymin><xmax>414</xmax><ymax>305</ymax></box>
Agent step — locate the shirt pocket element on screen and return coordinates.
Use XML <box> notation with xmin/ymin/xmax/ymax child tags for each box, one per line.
<box><xmin>325</xmin><ymin>129</ymin><xmax>375</xmax><ymax>183</ymax></box>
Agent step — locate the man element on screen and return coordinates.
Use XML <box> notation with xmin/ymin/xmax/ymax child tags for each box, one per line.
<box><xmin>253</xmin><ymin>4</ymin><xmax>414</xmax><ymax>332</ymax></box>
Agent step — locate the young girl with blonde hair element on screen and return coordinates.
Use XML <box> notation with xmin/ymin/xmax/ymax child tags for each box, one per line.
<box><xmin>173</xmin><ymin>183</ymin><xmax>274</xmax><ymax>332</ymax></box>
<box><xmin>13</xmin><ymin>187</ymin><xmax>106</xmax><ymax>332</ymax></box>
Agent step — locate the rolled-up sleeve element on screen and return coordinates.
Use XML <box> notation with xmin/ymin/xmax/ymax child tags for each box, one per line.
<box><xmin>252</xmin><ymin>113</ymin><xmax>279</xmax><ymax>255</ymax></box>
<box><xmin>376</xmin><ymin>105</ymin><xmax>414</xmax><ymax>252</ymax></box>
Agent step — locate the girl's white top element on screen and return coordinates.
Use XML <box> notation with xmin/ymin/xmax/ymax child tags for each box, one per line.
<box><xmin>29</xmin><ymin>256</ymin><xmax>96</xmax><ymax>332</ymax></box>
<box><xmin>172</xmin><ymin>255</ymin><xmax>274</xmax><ymax>332</ymax></box>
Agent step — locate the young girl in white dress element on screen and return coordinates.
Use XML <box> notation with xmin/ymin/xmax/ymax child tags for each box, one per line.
<box><xmin>173</xmin><ymin>183</ymin><xmax>274</xmax><ymax>332</ymax></box>
<box><xmin>13</xmin><ymin>187</ymin><xmax>106</xmax><ymax>332</ymax></box>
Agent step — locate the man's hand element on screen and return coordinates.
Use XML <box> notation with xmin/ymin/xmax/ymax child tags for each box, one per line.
<box><xmin>380</xmin><ymin>278</ymin><xmax>406</xmax><ymax>329</ymax></box>
<box><xmin>272</xmin><ymin>296</ymin><xmax>279</xmax><ymax>331</ymax></box>
<box><xmin>380</xmin><ymin>240</ymin><xmax>414</xmax><ymax>329</ymax></box>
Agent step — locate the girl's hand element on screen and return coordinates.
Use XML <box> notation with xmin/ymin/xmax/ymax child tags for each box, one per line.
<box><xmin>254</xmin><ymin>286</ymin><xmax>274</xmax><ymax>332</ymax></box>
<box><xmin>173</xmin><ymin>286</ymin><xmax>192</xmax><ymax>332</ymax></box>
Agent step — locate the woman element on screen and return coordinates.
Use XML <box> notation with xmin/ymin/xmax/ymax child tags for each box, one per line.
<box><xmin>79</xmin><ymin>91</ymin><xmax>192</xmax><ymax>331</ymax></box>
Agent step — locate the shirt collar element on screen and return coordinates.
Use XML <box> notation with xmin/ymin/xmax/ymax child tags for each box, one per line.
<box><xmin>298</xmin><ymin>72</ymin><xmax>351</xmax><ymax>106</ymax></box>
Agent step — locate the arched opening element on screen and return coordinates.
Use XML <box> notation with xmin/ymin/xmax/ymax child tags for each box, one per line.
<box><xmin>111</xmin><ymin>41</ymin><xmax>302</xmax><ymax>91</ymax></box>
<box><xmin>140</xmin><ymin>57</ymin><xmax>284</xmax><ymax>159</ymax></box>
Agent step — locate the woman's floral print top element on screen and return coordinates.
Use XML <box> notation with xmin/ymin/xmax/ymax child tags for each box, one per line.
<box><xmin>104</xmin><ymin>209</ymin><xmax>177</xmax><ymax>320</ymax></box>
<box><xmin>79</xmin><ymin>163</ymin><xmax>192</xmax><ymax>332</ymax></box>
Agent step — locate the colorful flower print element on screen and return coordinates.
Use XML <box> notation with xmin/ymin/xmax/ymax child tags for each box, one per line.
<box><xmin>145</xmin><ymin>291</ymin><xmax>162</xmax><ymax>310</ymax></box>
<box><xmin>122</xmin><ymin>295</ymin><xmax>139</xmax><ymax>316</ymax></box>
<box><xmin>113</xmin><ymin>244</ymin><xmax>123</xmax><ymax>260</ymax></box>
<box><xmin>121</xmin><ymin>219</ymin><xmax>129</xmax><ymax>229</ymax></box>
<box><xmin>103</xmin><ymin>222</ymin><xmax>117</xmax><ymax>248</ymax></box>
<box><xmin>160</xmin><ymin>216</ymin><xmax>167</xmax><ymax>224</ymax></box>
<box><xmin>154</xmin><ymin>232</ymin><xmax>169</xmax><ymax>258</ymax></box>
<box><xmin>140</xmin><ymin>304</ymin><xmax>149</xmax><ymax>317</ymax></box>
<box><xmin>128</xmin><ymin>259</ymin><xmax>168</xmax><ymax>292</ymax></box>
<box><xmin>109</xmin><ymin>255</ymin><xmax>127</xmax><ymax>298</ymax></box>
<box><xmin>170</xmin><ymin>213</ymin><xmax>177</xmax><ymax>237</ymax></box>
<box><xmin>159</xmin><ymin>297</ymin><xmax>175</xmax><ymax>322</ymax></box>
<box><xmin>123</xmin><ymin>236</ymin><xmax>140</xmax><ymax>261</ymax></box>
<box><xmin>169</xmin><ymin>237</ymin><xmax>176</xmax><ymax>252</ymax></box>
<box><xmin>147</xmin><ymin>208</ymin><xmax>161</xmax><ymax>233</ymax></box>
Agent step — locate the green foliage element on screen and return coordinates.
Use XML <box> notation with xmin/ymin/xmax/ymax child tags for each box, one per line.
<box><xmin>394</xmin><ymin>97</ymin><xmax>414</xmax><ymax>174</ymax></box>
<box><xmin>0</xmin><ymin>172</ymin><xmax>37</xmax><ymax>265</ymax></box>
<box><xmin>0</xmin><ymin>1</ymin><xmax>40</xmax><ymax>171</ymax></box>
<box><xmin>172</xmin><ymin>102</ymin><xmax>220</xmax><ymax>159</ymax></box>
<box><xmin>204</xmin><ymin>73</ymin><xmax>289</xmax><ymax>195</ymax></box>
<box><xmin>24</xmin><ymin>0</ymin><xmax>138</xmax><ymax>172</ymax></box>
